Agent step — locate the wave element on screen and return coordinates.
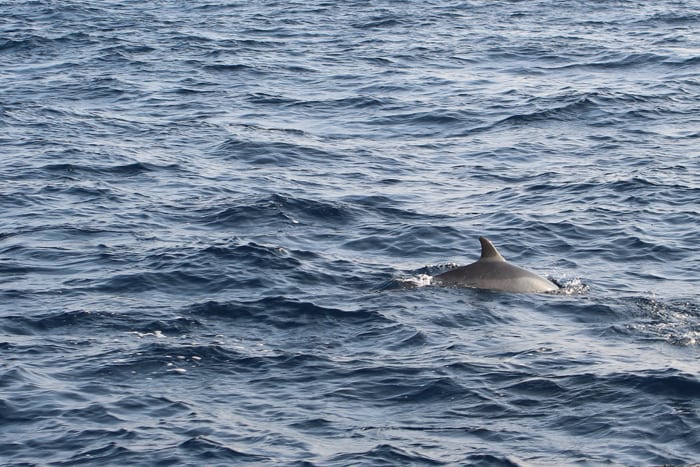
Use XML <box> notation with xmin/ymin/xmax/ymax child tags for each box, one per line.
<box><xmin>282</xmin><ymin>95</ymin><xmax>395</xmax><ymax>110</ymax></box>
<box><xmin>342</xmin><ymin>223</ymin><xmax>462</xmax><ymax>256</ymax></box>
<box><xmin>178</xmin><ymin>436</ymin><xmax>270</xmax><ymax>463</ymax></box>
<box><xmin>88</xmin><ymin>241</ymin><xmax>313</xmax><ymax>295</ymax></box>
<box><xmin>491</xmin><ymin>97</ymin><xmax>600</xmax><ymax>127</ymax></box>
<box><xmin>213</xmin><ymin>137</ymin><xmax>338</xmax><ymax>166</ymax></box>
<box><xmin>189</xmin><ymin>296</ymin><xmax>387</xmax><ymax>329</ymax></box>
<box><xmin>198</xmin><ymin>193</ymin><xmax>359</xmax><ymax>228</ymax></box>
<box><xmin>41</xmin><ymin>161</ymin><xmax>167</xmax><ymax>178</ymax></box>
<box><xmin>454</xmin><ymin>88</ymin><xmax>698</xmax><ymax>137</ymax></box>
<box><xmin>203</xmin><ymin>63</ymin><xmax>263</xmax><ymax>75</ymax></box>
<box><xmin>545</xmin><ymin>52</ymin><xmax>670</xmax><ymax>71</ymax></box>
<box><xmin>329</xmin><ymin>444</ymin><xmax>444</xmax><ymax>465</ymax></box>
<box><xmin>0</xmin><ymin>31</ymin><xmax>96</xmax><ymax>55</ymax></box>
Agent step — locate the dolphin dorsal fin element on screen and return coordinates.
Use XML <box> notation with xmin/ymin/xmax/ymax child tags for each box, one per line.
<box><xmin>479</xmin><ymin>236</ymin><xmax>506</xmax><ymax>261</ymax></box>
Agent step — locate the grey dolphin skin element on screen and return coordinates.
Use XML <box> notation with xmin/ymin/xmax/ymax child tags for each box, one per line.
<box><xmin>434</xmin><ymin>236</ymin><xmax>559</xmax><ymax>293</ymax></box>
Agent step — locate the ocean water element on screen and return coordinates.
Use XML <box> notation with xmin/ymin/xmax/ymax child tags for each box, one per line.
<box><xmin>1</xmin><ymin>0</ymin><xmax>699</xmax><ymax>465</ymax></box>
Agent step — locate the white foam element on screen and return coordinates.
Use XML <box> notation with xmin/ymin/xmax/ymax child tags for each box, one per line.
<box><xmin>397</xmin><ymin>273</ymin><xmax>434</xmax><ymax>288</ymax></box>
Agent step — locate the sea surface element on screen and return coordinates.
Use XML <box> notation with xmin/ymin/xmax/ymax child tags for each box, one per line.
<box><xmin>1</xmin><ymin>1</ymin><xmax>699</xmax><ymax>465</ymax></box>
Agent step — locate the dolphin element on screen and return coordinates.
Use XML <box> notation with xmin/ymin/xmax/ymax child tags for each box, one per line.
<box><xmin>434</xmin><ymin>236</ymin><xmax>559</xmax><ymax>293</ymax></box>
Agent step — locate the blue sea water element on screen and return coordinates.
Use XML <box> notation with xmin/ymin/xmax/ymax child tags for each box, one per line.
<box><xmin>1</xmin><ymin>0</ymin><xmax>699</xmax><ymax>465</ymax></box>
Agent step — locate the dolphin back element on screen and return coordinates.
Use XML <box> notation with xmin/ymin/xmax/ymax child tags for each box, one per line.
<box><xmin>434</xmin><ymin>237</ymin><xmax>559</xmax><ymax>293</ymax></box>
